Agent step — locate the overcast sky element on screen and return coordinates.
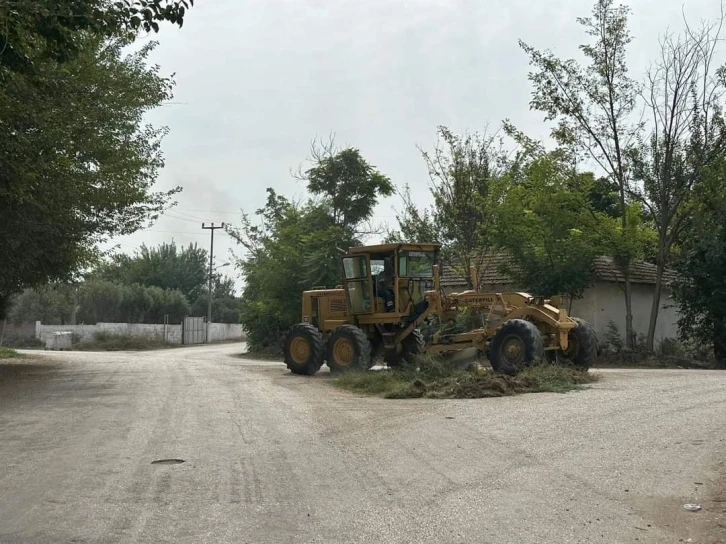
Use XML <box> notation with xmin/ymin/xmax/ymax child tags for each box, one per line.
<box><xmin>104</xmin><ymin>0</ymin><xmax>720</xmax><ymax>291</ymax></box>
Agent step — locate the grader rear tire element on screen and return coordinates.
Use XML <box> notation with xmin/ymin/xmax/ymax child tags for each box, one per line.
<box><xmin>489</xmin><ymin>319</ymin><xmax>544</xmax><ymax>376</ymax></box>
<box><xmin>326</xmin><ymin>325</ymin><xmax>371</xmax><ymax>373</ymax></box>
<box><xmin>283</xmin><ymin>323</ymin><xmax>324</xmax><ymax>375</ymax></box>
<box><xmin>384</xmin><ymin>328</ymin><xmax>425</xmax><ymax>368</ymax></box>
<box><xmin>559</xmin><ymin>317</ymin><xmax>597</xmax><ymax>370</ymax></box>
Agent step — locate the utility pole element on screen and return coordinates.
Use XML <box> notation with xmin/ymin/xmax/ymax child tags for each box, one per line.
<box><xmin>202</xmin><ymin>222</ymin><xmax>225</xmax><ymax>342</ymax></box>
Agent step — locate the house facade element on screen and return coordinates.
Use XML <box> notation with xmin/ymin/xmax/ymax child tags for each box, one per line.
<box><xmin>440</xmin><ymin>255</ymin><xmax>680</xmax><ymax>347</ymax></box>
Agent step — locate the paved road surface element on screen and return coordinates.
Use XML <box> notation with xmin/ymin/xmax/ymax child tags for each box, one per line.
<box><xmin>1</xmin><ymin>343</ymin><xmax>725</xmax><ymax>543</ymax></box>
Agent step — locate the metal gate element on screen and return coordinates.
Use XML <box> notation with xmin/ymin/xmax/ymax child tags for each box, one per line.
<box><xmin>183</xmin><ymin>317</ymin><xmax>205</xmax><ymax>345</ymax></box>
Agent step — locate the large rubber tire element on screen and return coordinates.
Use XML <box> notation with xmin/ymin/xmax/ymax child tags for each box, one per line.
<box><xmin>489</xmin><ymin>319</ymin><xmax>545</xmax><ymax>376</ymax></box>
<box><xmin>283</xmin><ymin>323</ymin><xmax>324</xmax><ymax>375</ymax></box>
<box><xmin>326</xmin><ymin>325</ymin><xmax>372</xmax><ymax>373</ymax></box>
<box><xmin>384</xmin><ymin>328</ymin><xmax>425</xmax><ymax>367</ymax></box>
<box><xmin>559</xmin><ymin>317</ymin><xmax>597</xmax><ymax>370</ymax></box>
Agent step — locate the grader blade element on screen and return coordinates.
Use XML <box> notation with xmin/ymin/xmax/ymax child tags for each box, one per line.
<box><xmin>438</xmin><ymin>347</ymin><xmax>480</xmax><ymax>371</ymax></box>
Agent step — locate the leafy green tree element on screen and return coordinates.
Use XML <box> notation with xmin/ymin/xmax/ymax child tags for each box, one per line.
<box><xmin>231</xmin><ymin>193</ymin><xmax>345</xmax><ymax>348</ymax></box>
<box><xmin>77</xmin><ymin>281</ymin><xmax>124</xmax><ymax>324</ymax></box>
<box><xmin>232</xmin><ymin>145</ymin><xmax>392</xmax><ymax>349</ymax></box>
<box><xmin>519</xmin><ymin>0</ymin><xmax>641</xmax><ymax>347</ymax></box>
<box><xmin>301</xmin><ymin>139</ymin><xmax>394</xmax><ymax>228</ymax></box>
<box><xmin>144</xmin><ymin>286</ymin><xmax>190</xmax><ymax>324</ymax></box>
<box><xmin>191</xmin><ymin>277</ymin><xmax>242</xmax><ymax>324</ymax></box>
<box><xmin>495</xmin><ymin>147</ymin><xmax>599</xmax><ymax>300</ymax></box>
<box><xmin>75</xmin><ymin>280</ymin><xmax>190</xmax><ymax>324</ymax></box>
<box><xmin>0</xmin><ymin>33</ymin><xmax>178</xmax><ymax>319</ymax></box>
<box><xmin>389</xmin><ymin>126</ymin><xmax>507</xmax><ymax>288</ymax></box>
<box><xmin>117</xmin><ymin>284</ymin><xmax>154</xmax><ymax>323</ymax></box>
<box><xmin>8</xmin><ymin>284</ymin><xmax>77</xmax><ymax>325</ymax></box>
<box><xmin>672</xmin><ymin>159</ymin><xmax>726</xmax><ymax>366</ymax></box>
<box><xmin>97</xmin><ymin>242</ymin><xmax>208</xmax><ymax>303</ymax></box>
<box><xmin>0</xmin><ymin>0</ymin><xmax>193</xmax><ymax>79</ymax></box>
<box><xmin>295</xmin><ymin>139</ymin><xmax>394</xmax><ymax>287</ymax></box>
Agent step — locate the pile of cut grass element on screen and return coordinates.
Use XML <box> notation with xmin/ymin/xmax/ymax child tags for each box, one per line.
<box><xmin>333</xmin><ymin>357</ymin><xmax>600</xmax><ymax>399</ymax></box>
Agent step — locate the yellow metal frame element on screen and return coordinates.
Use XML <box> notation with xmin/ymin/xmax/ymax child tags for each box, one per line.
<box><xmin>299</xmin><ymin>244</ymin><xmax>580</xmax><ymax>358</ymax></box>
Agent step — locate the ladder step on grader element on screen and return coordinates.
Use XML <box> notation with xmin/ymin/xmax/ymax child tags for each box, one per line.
<box><xmin>283</xmin><ymin>243</ymin><xmax>597</xmax><ymax>376</ymax></box>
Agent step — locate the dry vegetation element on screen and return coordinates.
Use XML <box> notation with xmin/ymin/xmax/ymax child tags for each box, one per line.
<box><xmin>73</xmin><ymin>331</ymin><xmax>176</xmax><ymax>352</ymax></box>
<box><xmin>333</xmin><ymin>357</ymin><xmax>600</xmax><ymax>399</ymax></box>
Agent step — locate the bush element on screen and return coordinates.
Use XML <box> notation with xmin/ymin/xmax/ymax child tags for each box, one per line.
<box><xmin>604</xmin><ymin>321</ymin><xmax>624</xmax><ymax>352</ymax></box>
<box><xmin>74</xmin><ymin>331</ymin><xmax>171</xmax><ymax>351</ymax></box>
<box><xmin>656</xmin><ymin>337</ymin><xmax>685</xmax><ymax>357</ymax></box>
<box><xmin>0</xmin><ymin>347</ymin><xmax>22</xmax><ymax>359</ymax></box>
<box><xmin>144</xmin><ymin>286</ymin><xmax>190</xmax><ymax>324</ymax></box>
<box><xmin>0</xmin><ymin>335</ymin><xmax>43</xmax><ymax>349</ymax></box>
<box><xmin>77</xmin><ymin>281</ymin><xmax>124</xmax><ymax>323</ymax></box>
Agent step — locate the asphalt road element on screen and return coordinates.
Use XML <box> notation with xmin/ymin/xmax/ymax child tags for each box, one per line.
<box><xmin>1</xmin><ymin>343</ymin><xmax>725</xmax><ymax>544</ymax></box>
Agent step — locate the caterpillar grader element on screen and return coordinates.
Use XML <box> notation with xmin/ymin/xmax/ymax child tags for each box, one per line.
<box><xmin>283</xmin><ymin>243</ymin><xmax>597</xmax><ymax>375</ymax></box>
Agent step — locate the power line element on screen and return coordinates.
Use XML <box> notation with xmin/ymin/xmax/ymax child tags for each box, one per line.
<box><xmin>176</xmin><ymin>207</ymin><xmax>242</xmax><ymax>215</ymax></box>
<box><xmin>167</xmin><ymin>209</ymin><xmax>209</xmax><ymax>222</ymax></box>
<box><xmin>163</xmin><ymin>212</ymin><xmax>204</xmax><ymax>224</ymax></box>
<box><xmin>141</xmin><ymin>229</ymin><xmax>231</xmax><ymax>235</ymax></box>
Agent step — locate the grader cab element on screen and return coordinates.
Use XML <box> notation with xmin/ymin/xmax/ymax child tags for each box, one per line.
<box><xmin>284</xmin><ymin>244</ymin><xmax>439</xmax><ymax>375</ymax></box>
<box><xmin>283</xmin><ymin>243</ymin><xmax>597</xmax><ymax>375</ymax></box>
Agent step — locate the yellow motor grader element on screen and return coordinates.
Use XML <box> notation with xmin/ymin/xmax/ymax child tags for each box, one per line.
<box><xmin>283</xmin><ymin>243</ymin><xmax>597</xmax><ymax>375</ymax></box>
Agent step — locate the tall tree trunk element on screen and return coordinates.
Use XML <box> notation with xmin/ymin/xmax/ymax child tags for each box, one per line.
<box><xmin>646</xmin><ymin>239</ymin><xmax>668</xmax><ymax>352</ymax></box>
<box><xmin>618</xmin><ymin>188</ymin><xmax>635</xmax><ymax>350</ymax></box>
<box><xmin>0</xmin><ymin>294</ymin><xmax>8</xmax><ymax>322</ymax></box>
<box><xmin>624</xmin><ymin>271</ymin><xmax>635</xmax><ymax>350</ymax></box>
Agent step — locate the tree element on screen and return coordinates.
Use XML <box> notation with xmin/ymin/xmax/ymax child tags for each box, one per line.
<box><xmin>77</xmin><ymin>281</ymin><xmax>125</xmax><ymax>324</ymax></box>
<box><xmin>672</xmin><ymin>158</ymin><xmax>726</xmax><ymax>365</ymax></box>
<box><xmin>232</xmin><ymin>145</ymin><xmax>393</xmax><ymax>350</ymax></box>
<box><xmin>97</xmin><ymin>242</ymin><xmax>208</xmax><ymax>303</ymax></box>
<box><xmin>632</xmin><ymin>13</ymin><xmax>726</xmax><ymax>351</ymax></box>
<box><xmin>230</xmin><ymin>193</ymin><xmax>336</xmax><ymax>348</ymax></box>
<box><xmin>301</xmin><ymin>139</ymin><xmax>394</xmax><ymax>228</ymax></box>
<box><xmin>0</xmin><ymin>0</ymin><xmax>193</xmax><ymax>78</ymax></box>
<box><xmin>520</xmin><ymin>0</ymin><xmax>641</xmax><ymax>347</ymax></box>
<box><xmin>386</xmin><ymin>185</ymin><xmax>441</xmax><ymax>245</ymax></box>
<box><xmin>0</xmin><ymin>33</ymin><xmax>179</xmax><ymax>319</ymax></box>
<box><xmin>144</xmin><ymin>286</ymin><xmax>190</xmax><ymax>324</ymax></box>
<box><xmin>191</xmin><ymin>277</ymin><xmax>242</xmax><ymax>324</ymax></box>
<box><xmin>389</xmin><ymin>126</ymin><xmax>507</xmax><ymax>288</ymax></box>
<box><xmin>117</xmin><ymin>284</ymin><xmax>154</xmax><ymax>323</ymax></box>
<box><xmin>495</xmin><ymin>147</ymin><xmax>599</xmax><ymax>300</ymax></box>
<box><xmin>8</xmin><ymin>284</ymin><xmax>77</xmax><ymax>325</ymax></box>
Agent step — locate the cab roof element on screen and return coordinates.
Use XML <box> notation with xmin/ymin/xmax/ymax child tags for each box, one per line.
<box><xmin>347</xmin><ymin>243</ymin><xmax>440</xmax><ymax>255</ymax></box>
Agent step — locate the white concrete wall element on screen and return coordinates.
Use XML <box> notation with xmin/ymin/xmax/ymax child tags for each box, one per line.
<box><xmin>570</xmin><ymin>283</ymin><xmax>679</xmax><ymax>346</ymax></box>
<box><xmin>37</xmin><ymin>322</ymin><xmax>183</xmax><ymax>344</ymax></box>
<box><xmin>208</xmin><ymin>323</ymin><xmax>245</xmax><ymax>342</ymax></box>
<box><xmin>35</xmin><ymin>322</ymin><xmax>244</xmax><ymax>344</ymax></box>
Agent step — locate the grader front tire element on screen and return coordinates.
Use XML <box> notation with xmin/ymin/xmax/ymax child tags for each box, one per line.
<box><xmin>283</xmin><ymin>324</ymin><xmax>325</xmax><ymax>375</ymax></box>
<box><xmin>326</xmin><ymin>325</ymin><xmax>371</xmax><ymax>373</ymax></box>
<box><xmin>489</xmin><ymin>319</ymin><xmax>545</xmax><ymax>376</ymax></box>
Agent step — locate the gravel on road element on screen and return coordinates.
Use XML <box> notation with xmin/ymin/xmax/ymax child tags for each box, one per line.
<box><xmin>1</xmin><ymin>344</ymin><xmax>725</xmax><ymax>543</ymax></box>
